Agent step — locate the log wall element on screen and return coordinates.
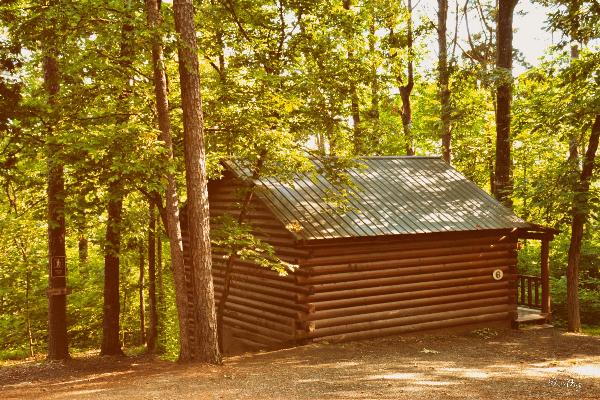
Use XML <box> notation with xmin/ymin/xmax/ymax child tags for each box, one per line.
<box><xmin>182</xmin><ymin>176</ymin><xmax>519</xmax><ymax>349</ymax></box>
<box><xmin>296</xmin><ymin>232</ymin><xmax>519</xmax><ymax>343</ymax></box>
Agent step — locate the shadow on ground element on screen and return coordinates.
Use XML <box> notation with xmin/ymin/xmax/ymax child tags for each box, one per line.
<box><xmin>2</xmin><ymin>328</ymin><xmax>600</xmax><ymax>399</ymax></box>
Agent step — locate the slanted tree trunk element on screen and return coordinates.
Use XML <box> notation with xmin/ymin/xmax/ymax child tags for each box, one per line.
<box><xmin>138</xmin><ymin>241</ymin><xmax>146</xmax><ymax>345</ymax></box>
<box><xmin>144</xmin><ymin>0</ymin><xmax>194</xmax><ymax>360</ymax></box>
<box><xmin>494</xmin><ymin>0</ymin><xmax>517</xmax><ymax>207</ymax></box>
<box><xmin>43</xmin><ymin>7</ymin><xmax>69</xmax><ymax>359</ymax></box>
<box><xmin>567</xmin><ymin>115</ymin><xmax>600</xmax><ymax>332</ymax></box>
<box><xmin>173</xmin><ymin>0</ymin><xmax>220</xmax><ymax>364</ymax></box>
<box><xmin>217</xmin><ymin>156</ymin><xmax>265</xmax><ymax>352</ymax></box>
<box><xmin>147</xmin><ymin>203</ymin><xmax>158</xmax><ymax>352</ymax></box>
<box><xmin>438</xmin><ymin>0</ymin><xmax>451</xmax><ymax>163</ymax></box>
<box><xmin>398</xmin><ymin>0</ymin><xmax>415</xmax><ymax>156</ymax></box>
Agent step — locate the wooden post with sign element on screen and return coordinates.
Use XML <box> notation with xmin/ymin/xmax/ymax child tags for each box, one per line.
<box><xmin>541</xmin><ymin>237</ymin><xmax>551</xmax><ymax>316</ymax></box>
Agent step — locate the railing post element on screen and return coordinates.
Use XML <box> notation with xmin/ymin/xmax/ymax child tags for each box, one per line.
<box><xmin>541</xmin><ymin>238</ymin><xmax>551</xmax><ymax>315</ymax></box>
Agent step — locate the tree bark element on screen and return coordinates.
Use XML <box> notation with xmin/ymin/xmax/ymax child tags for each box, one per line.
<box><xmin>173</xmin><ymin>0</ymin><xmax>221</xmax><ymax>364</ymax></box>
<box><xmin>138</xmin><ymin>241</ymin><xmax>146</xmax><ymax>345</ymax></box>
<box><xmin>43</xmin><ymin>9</ymin><xmax>69</xmax><ymax>359</ymax></box>
<box><xmin>398</xmin><ymin>0</ymin><xmax>415</xmax><ymax>156</ymax></box>
<box><xmin>567</xmin><ymin>115</ymin><xmax>600</xmax><ymax>332</ymax></box>
<box><xmin>144</xmin><ymin>0</ymin><xmax>194</xmax><ymax>360</ymax></box>
<box><xmin>494</xmin><ymin>0</ymin><xmax>517</xmax><ymax>207</ymax></box>
<box><xmin>101</xmin><ymin>7</ymin><xmax>133</xmax><ymax>356</ymax></box>
<box><xmin>147</xmin><ymin>203</ymin><xmax>158</xmax><ymax>352</ymax></box>
<box><xmin>156</xmin><ymin>226</ymin><xmax>165</xmax><ymax>353</ymax></box>
<box><xmin>101</xmin><ymin>180</ymin><xmax>125</xmax><ymax>355</ymax></box>
<box><xmin>438</xmin><ymin>0</ymin><xmax>451</xmax><ymax>163</ymax></box>
<box><xmin>343</xmin><ymin>0</ymin><xmax>363</xmax><ymax>155</ymax></box>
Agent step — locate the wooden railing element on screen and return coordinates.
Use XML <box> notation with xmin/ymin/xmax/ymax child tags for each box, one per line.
<box><xmin>517</xmin><ymin>274</ymin><xmax>542</xmax><ymax>309</ymax></box>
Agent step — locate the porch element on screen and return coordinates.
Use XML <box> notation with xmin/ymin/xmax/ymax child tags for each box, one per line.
<box><xmin>514</xmin><ymin>227</ymin><xmax>556</xmax><ymax>326</ymax></box>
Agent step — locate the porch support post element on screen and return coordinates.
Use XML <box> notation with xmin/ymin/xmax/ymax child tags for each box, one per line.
<box><xmin>541</xmin><ymin>237</ymin><xmax>551</xmax><ymax>315</ymax></box>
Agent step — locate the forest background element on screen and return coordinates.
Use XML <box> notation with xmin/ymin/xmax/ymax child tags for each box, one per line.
<box><xmin>0</xmin><ymin>0</ymin><xmax>598</xmax><ymax>360</ymax></box>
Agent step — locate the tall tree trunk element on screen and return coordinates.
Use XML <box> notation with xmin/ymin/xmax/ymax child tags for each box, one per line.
<box><xmin>398</xmin><ymin>0</ymin><xmax>415</xmax><ymax>156</ymax></box>
<box><xmin>101</xmin><ymin>181</ymin><xmax>125</xmax><ymax>355</ymax></box>
<box><xmin>43</xmin><ymin>7</ymin><xmax>69</xmax><ymax>359</ymax></box>
<box><xmin>156</xmin><ymin>227</ymin><xmax>165</xmax><ymax>353</ymax></box>
<box><xmin>493</xmin><ymin>0</ymin><xmax>517</xmax><ymax>207</ymax></box>
<box><xmin>173</xmin><ymin>0</ymin><xmax>221</xmax><ymax>364</ymax></box>
<box><xmin>101</xmin><ymin>8</ymin><xmax>133</xmax><ymax>355</ymax></box>
<box><xmin>147</xmin><ymin>203</ymin><xmax>158</xmax><ymax>352</ymax></box>
<box><xmin>567</xmin><ymin>115</ymin><xmax>600</xmax><ymax>332</ymax></box>
<box><xmin>138</xmin><ymin>241</ymin><xmax>146</xmax><ymax>345</ymax></box>
<box><xmin>343</xmin><ymin>0</ymin><xmax>363</xmax><ymax>154</ymax></box>
<box><xmin>144</xmin><ymin>0</ymin><xmax>194</xmax><ymax>360</ymax></box>
<box><xmin>438</xmin><ymin>0</ymin><xmax>451</xmax><ymax>163</ymax></box>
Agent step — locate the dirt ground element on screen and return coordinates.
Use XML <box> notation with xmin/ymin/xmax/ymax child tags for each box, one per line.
<box><xmin>2</xmin><ymin>327</ymin><xmax>600</xmax><ymax>400</ymax></box>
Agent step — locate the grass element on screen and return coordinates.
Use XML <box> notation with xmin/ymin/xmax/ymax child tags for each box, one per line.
<box><xmin>582</xmin><ymin>325</ymin><xmax>600</xmax><ymax>336</ymax></box>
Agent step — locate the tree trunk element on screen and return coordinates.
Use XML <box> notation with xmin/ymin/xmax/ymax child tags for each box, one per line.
<box><xmin>494</xmin><ymin>0</ymin><xmax>517</xmax><ymax>207</ymax></box>
<box><xmin>138</xmin><ymin>241</ymin><xmax>146</xmax><ymax>345</ymax></box>
<box><xmin>398</xmin><ymin>0</ymin><xmax>415</xmax><ymax>156</ymax></box>
<box><xmin>147</xmin><ymin>203</ymin><xmax>158</xmax><ymax>352</ymax></box>
<box><xmin>343</xmin><ymin>0</ymin><xmax>363</xmax><ymax>155</ymax></box>
<box><xmin>101</xmin><ymin>4</ymin><xmax>133</xmax><ymax>356</ymax></box>
<box><xmin>173</xmin><ymin>0</ymin><xmax>221</xmax><ymax>364</ymax></box>
<box><xmin>156</xmin><ymin>227</ymin><xmax>165</xmax><ymax>353</ymax></box>
<box><xmin>567</xmin><ymin>115</ymin><xmax>600</xmax><ymax>332</ymax></box>
<box><xmin>101</xmin><ymin>180</ymin><xmax>125</xmax><ymax>356</ymax></box>
<box><xmin>144</xmin><ymin>0</ymin><xmax>194</xmax><ymax>360</ymax></box>
<box><xmin>438</xmin><ymin>0</ymin><xmax>451</xmax><ymax>163</ymax></box>
<box><xmin>43</xmin><ymin>11</ymin><xmax>69</xmax><ymax>360</ymax></box>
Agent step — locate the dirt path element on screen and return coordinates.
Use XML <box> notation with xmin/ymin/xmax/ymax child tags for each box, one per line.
<box><xmin>2</xmin><ymin>327</ymin><xmax>600</xmax><ymax>399</ymax></box>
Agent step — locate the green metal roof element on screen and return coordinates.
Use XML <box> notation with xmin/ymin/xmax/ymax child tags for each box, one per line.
<box><xmin>228</xmin><ymin>156</ymin><xmax>531</xmax><ymax>241</ymax></box>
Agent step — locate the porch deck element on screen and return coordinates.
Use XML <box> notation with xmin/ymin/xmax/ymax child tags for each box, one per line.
<box><xmin>516</xmin><ymin>306</ymin><xmax>550</xmax><ymax>325</ymax></box>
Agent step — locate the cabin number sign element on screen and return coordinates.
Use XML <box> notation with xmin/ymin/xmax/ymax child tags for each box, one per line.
<box><xmin>492</xmin><ymin>269</ymin><xmax>504</xmax><ymax>281</ymax></box>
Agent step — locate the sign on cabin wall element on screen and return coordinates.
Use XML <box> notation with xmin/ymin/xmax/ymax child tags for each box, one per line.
<box><xmin>492</xmin><ymin>269</ymin><xmax>504</xmax><ymax>281</ymax></box>
<box><xmin>50</xmin><ymin>256</ymin><xmax>66</xmax><ymax>278</ymax></box>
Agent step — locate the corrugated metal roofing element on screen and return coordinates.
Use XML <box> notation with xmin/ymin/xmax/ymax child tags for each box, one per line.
<box><xmin>227</xmin><ymin>156</ymin><xmax>532</xmax><ymax>240</ymax></box>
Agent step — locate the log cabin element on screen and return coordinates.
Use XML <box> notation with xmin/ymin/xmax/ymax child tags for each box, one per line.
<box><xmin>181</xmin><ymin>156</ymin><xmax>556</xmax><ymax>350</ymax></box>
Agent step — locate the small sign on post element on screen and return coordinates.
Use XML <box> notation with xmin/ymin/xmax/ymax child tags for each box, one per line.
<box><xmin>51</xmin><ymin>256</ymin><xmax>66</xmax><ymax>278</ymax></box>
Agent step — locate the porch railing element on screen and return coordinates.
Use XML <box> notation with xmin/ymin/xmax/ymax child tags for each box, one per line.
<box><xmin>517</xmin><ymin>274</ymin><xmax>542</xmax><ymax>309</ymax></box>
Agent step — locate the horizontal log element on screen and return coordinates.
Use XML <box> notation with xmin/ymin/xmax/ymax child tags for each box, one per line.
<box><xmin>221</xmin><ymin>300</ymin><xmax>296</xmax><ymax>325</ymax></box>
<box><xmin>215</xmin><ymin>283</ymin><xmax>314</xmax><ymax>312</ymax></box>
<box><xmin>223</xmin><ymin>309</ymin><xmax>294</xmax><ymax>334</ymax></box>
<box><xmin>302</xmin><ymin>242</ymin><xmax>517</xmax><ymax>268</ymax></box>
<box><xmin>308</xmin><ymin>264</ymin><xmax>514</xmax><ymax>293</ymax></box>
<box><xmin>213</xmin><ymin>268</ymin><xmax>303</xmax><ymax>293</ymax></box>
<box><xmin>223</xmin><ymin>316</ymin><xmax>291</xmax><ymax>341</ymax></box>
<box><xmin>312</xmin><ymin>296</ymin><xmax>508</xmax><ymax>329</ymax></box>
<box><xmin>229</xmin><ymin>328</ymin><xmax>283</xmax><ymax>346</ymax></box>
<box><xmin>212</xmin><ymin>257</ymin><xmax>298</xmax><ymax>282</ymax></box>
<box><xmin>305</xmin><ymin>235</ymin><xmax>516</xmax><ymax>259</ymax></box>
<box><xmin>214</xmin><ymin>284</ymin><xmax>306</xmax><ymax>311</ymax></box>
<box><xmin>302</xmin><ymin>229</ymin><xmax>517</xmax><ymax>250</ymax></box>
<box><xmin>299</xmin><ymin>254</ymin><xmax>516</xmax><ymax>284</ymax></box>
<box><xmin>214</xmin><ymin>292</ymin><xmax>302</xmax><ymax>317</ymax></box>
<box><xmin>309</xmin><ymin>311</ymin><xmax>511</xmax><ymax>343</ymax></box>
<box><xmin>299</xmin><ymin>274</ymin><xmax>514</xmax><ymax>303</ymax></box>
<box><xmin>302</xmin><ymin>248</ymin><xmax>516</xmax><ymax>274</ymax></box>
<box><xmin>308</xmin><ymin>281</ymin><xmax>509</xmax><ymax>311</ymax></box>
<box><xmin>213</xmin><ymin>276</ymin><xmax>299</xmax><ymax>299</ymax></box>
<box><xmin>305</xmin><ymin>288</ymin><xmax>510</xmax><ymax>320</ymax></box>
<box><xmin>306</xmin><ymin>304</ymin><xmax>511</xmax><ymax>338</ymax></box>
